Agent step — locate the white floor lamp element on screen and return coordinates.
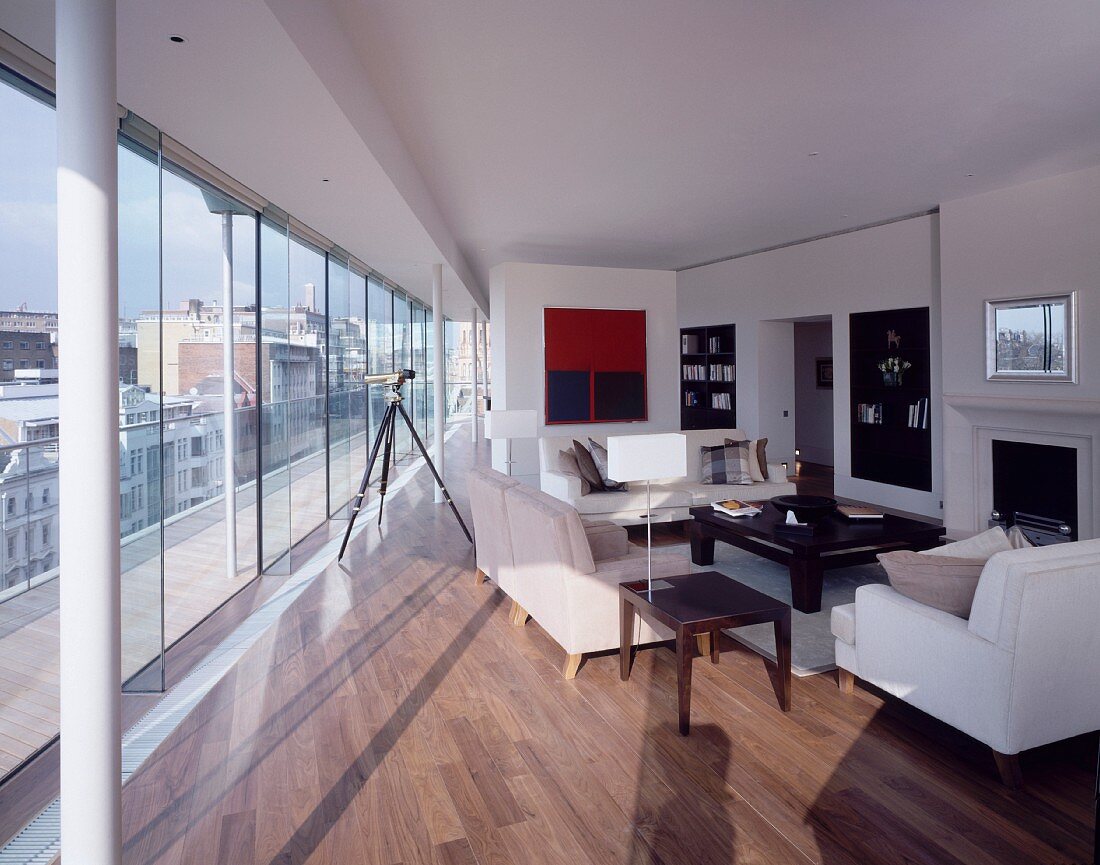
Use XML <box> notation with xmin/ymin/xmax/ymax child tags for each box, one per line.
<box><xmin>485</xmin><ymin>409</ymin><xmax>538</xmax><ymax>476</ymax></box>
<box><xmin>607</xmin><ymin>433</ymin><xmax>687</xmax><ymax>595</ymax></box>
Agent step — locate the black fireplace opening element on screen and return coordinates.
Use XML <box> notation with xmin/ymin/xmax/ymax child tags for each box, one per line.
<box><xmin>991</xmin><ymin>439</ymin><xmax>1078</xmax><ymax>541</ymax></box>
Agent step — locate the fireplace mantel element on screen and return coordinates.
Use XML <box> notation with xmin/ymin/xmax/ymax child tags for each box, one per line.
<box><xmin>943</xmin><ymin>392</ymin><xmax>1100</xmax><ymax>417</ymax></box>
<box><xmin>942</xmin><ymin>392</ymin><xmax>1098</xmax><ymax>540</ymax></box>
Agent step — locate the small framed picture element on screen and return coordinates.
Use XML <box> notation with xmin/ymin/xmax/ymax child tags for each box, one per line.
<box><xmin>985</xmin><ymin>292</ymin><xmax>1077</xmax><ymax>383</ymax></box>
<box><xmin>816</xmin><ymin>358</ymin><xmax>833</xmax><ymax>389</ymax></box>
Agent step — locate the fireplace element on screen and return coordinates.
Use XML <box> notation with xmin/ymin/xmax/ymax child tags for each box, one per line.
<box><xmin>941</xmin><ymin>393</ymin><xmax>1097</xmax><ymax>541</ymax></box>
<box><xmin>991</xmin><ymin>439</ymin><xmax>1078</xmax><ymax>542</ymax></box>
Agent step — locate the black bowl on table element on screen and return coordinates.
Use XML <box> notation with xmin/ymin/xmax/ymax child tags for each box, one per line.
<box><xmin>769</xmin><ymin>494</ymin><xmax>838</xmax><ymax>523</ymax></box>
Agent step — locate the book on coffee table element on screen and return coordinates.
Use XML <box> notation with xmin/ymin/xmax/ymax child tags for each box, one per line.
<box><xmin>838</xmin><ymin>504</ymin><xmax>884</xmax><ymax>520</ymax></box>
<box><xmin>712</xmin><ymin>499</ymin><xmax>762</xmax><ymax>518</ymax></box>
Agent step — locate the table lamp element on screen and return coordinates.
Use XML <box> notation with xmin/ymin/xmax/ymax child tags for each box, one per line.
<box><xmin>607</xmin><ymin>433</ymin><xmax>687</xmax><ymax>594</ymax></box>
<box><xmin>484</xmin><ymin>409</ymin><xmax>538</xmax><ymax>476</ymax></box>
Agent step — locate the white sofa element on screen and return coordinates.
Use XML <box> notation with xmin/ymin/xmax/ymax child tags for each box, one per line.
<box><xmin>538</xmin><ymin>428</ymin><xmax>796</xmax><ymax>525</ymax></box>
<box><xmin>498</xmin><ymin>482</ymin><xmax>686</xmax><ymax>677</ymax></box>
<box><xmin>831</xmin><ymin>537</ymin><xmax>1100</xmax><ymax>786</ymax></box>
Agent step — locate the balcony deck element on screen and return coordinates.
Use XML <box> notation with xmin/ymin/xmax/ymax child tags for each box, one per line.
<box><xmin>0</xmin><ymin>434</ymin><xmax>375</xmax><ymax>780</ymax></box>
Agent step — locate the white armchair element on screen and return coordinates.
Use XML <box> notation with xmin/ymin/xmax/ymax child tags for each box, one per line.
<box><xmin>832</xmin><ymin>538</ymin><xmax>1100</xmax><ymax>786</ymax></box>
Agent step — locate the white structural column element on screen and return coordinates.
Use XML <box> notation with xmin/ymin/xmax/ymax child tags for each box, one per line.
<box><xmin>432</xmin><ymin>264</ymin><xmax>445</xmax><ymax>503</ymax></box>
<box><xmin>220</xmin><ymin>215</ymin><xmax>237</xmax><ymax>579</ymax></box>
<box><xmin>470</xmin><ymin>306</ymin><xmax>479</xmax><ymax>443</ymax></box>
<box><xmin>57</xmin><ymin>0</ymin><xmax>122</xmax><ymax>862</ymax></box>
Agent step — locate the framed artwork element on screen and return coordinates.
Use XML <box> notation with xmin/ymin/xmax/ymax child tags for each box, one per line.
<box><xmin>544</xmin><ymin>307</ymin><xmax>647</xmax><ymax>423</ymax></box>
<box><xmin>815</xmin><ymin>357</ymin><xmax>833</xmax><ymax>389</ymax></box>
<box><xmin>985</xmin><ymin>292</ymin><xmax>1077</xmax><ymax>383</ymax></box>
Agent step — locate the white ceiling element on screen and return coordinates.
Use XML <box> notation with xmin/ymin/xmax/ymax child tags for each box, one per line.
<box><xmin>330</xmin><ymin>0</ymin><xmax>1100</xmax><ymax>288</ymax></box>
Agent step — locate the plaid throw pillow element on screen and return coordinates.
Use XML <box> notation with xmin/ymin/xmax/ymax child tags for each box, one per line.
<box><xmin>700</xmin><ymin>441</ymin><xmax>753</xmax><ymax>485</ymax></box>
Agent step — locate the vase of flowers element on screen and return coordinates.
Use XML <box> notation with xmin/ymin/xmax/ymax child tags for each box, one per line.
<box><xmin>878</xmin><ymin>356</ymin><xmax>911</xmax><ymax>386</ymax></box>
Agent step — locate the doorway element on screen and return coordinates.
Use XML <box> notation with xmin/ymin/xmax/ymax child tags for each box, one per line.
<box><xmin>793</xmin><ymin>318</ymin><xmax>834</xmax><ymax>470</ymax></box>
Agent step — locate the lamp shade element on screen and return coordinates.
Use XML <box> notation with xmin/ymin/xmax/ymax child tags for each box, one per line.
<box><xmin>484</xmin><ymin>409</ymin><xmax>538</xmax><ymax>440</ymax></box>
<box><xmin>606</xmin><ymin>433</ymin><xmax>687</xmax><ymax>483</ymax></box>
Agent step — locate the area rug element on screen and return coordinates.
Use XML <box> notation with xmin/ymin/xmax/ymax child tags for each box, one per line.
<box><xmin>689</xmin><ymin>543</ymin><xmax>887</xmax><ymax>677</ymax></box>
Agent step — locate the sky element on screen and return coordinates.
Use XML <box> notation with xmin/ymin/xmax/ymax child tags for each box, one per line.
<box><xmin>1</xmin><ymin>78</ymin><xmax>279</xmax><ymax>318</ymax></box>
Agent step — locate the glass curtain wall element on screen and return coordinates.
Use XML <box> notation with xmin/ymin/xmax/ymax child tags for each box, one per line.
<box><xmin>118</xmin><ymin>123</ymin><xmax>164</xmax><ymax>689</ymax></box>
<box><xmin>393</xmin><ymin>291</ymin><xmax>412</xmax><ymax>455</ymax></box>
<box><xmin>348</xmin><ymin>270</ymin><xmax>368</xmax><ymax>483</ymax></box>
<box><xmin>259</xmin><ymin>214</ymin><xmax>291</xmax><ymax>572</ymax></box>
<box><xmin>288</xmin><ymin>236</ymin><xmax>328</xmax><ymax>545</ymax></box>
<box><xmin>0</xmin><ymin>52</ymin><xmax>447</xmax><ymax>738</ymax></box>
<box><xmin>327</xmin><ymin>252</ymin><xmax>352</xmax><ymax>516</ymax></box>
<box><xmin>366</xmin><ymin>277</ymin><xmax>393</xmax><ymax>445</ymax></box>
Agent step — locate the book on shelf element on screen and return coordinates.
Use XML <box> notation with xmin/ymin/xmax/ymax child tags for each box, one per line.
<box><xmin>683</xmin><ymin>390</ymin><xmax>701</xmax><ymax>407</ymax></box>
<box><xmin>906</xmin><ymin>397</ymin><xmax>930</xmax><ymax>429</ymax></box>
<box><xmin>682</xmin><ymin>333</ymin><xmax>701</xmax><ymax>353</ymax></box>
<box><xmin>856</xmin><ymin>402</ymin><xmax>883</xmax><ymax>424</ymax></box>
<box><xmin>682</xmin><ymin>363</ymin><xmax>706</xmax><ymax>381</ymax></box>
<box><xmin>838</xmin><ymin>504</ymin><xmax>884</xmax><ymax>520</ymax></box>
<box><xmin>712</xmin><ymin>499</ymin><xmax>762</xmax><ymax>518</ymax></box>
<box><xmin>707</xmin><ymin>335</ymin><xmax>724</xmax><ymax>353</ymax></box>
<box><xmin>710</xmin><ymin>392</ymin><xmax>731</xmax><ymax>410</ymax></box>
<box><xmin>708</xmin><ymin>363</ymin><xmax>735</xmax><ymax>382</ymax></box>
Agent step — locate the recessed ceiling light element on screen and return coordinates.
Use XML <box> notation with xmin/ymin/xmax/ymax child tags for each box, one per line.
<box><xmin>322</xmin><ymin>178</ymin><xmax>330</xmax><ymax>183</ymax></box>
<box><xmin>168</xmin><ymin>34</ymin><xmax>186</xmax><ymax>43</ymax></box>
<box><xmin>808</xmin><ymin>151</ymin><xmax>819</xmax><ymax>157</ymax></box>
<box><xmin>966</xmin><ymin>173</ymin><xmax>974</xmax><ymax>177</ymax></box>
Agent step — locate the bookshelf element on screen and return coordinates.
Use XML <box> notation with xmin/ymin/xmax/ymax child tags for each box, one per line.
<box><xmin>680</xmin><ymin>323</ymin><xmax>736</xmax><ymax>430</ymax></box>
<box><xmin>849</xmin><ymin>307</ymin><xmax>932</xmax><ymax>491</ymax></box>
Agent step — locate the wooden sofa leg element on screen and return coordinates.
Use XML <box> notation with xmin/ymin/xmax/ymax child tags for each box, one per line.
<box><xmin>563</xmin><ymin>653</ymin><xmax>583</xmax><ymax>680</ymax></box>
<box><xmin>509</xmin><ymin>600</ymin><xmax>528</xmax><ymax>626</ymax></box>
<box><xmin>474</xmin><ymin>568</ymin><xmax>487</xmax><ymax>586</ymax></box>
<box><xmin>837</xmin><ymin>668</ymin><xmax>855</xmax><ymax>695</ymax></box>
<box><xmin>992</xmin><ymin>751</ymin><xmax>1023</xmax><ymax>788</ymax></box>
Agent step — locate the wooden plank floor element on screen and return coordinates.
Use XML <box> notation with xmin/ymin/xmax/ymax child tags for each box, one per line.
<box><xmin>117</xmin><ymin>437</ymin><xmax>1095</xmax><ymax>865</ymax></box>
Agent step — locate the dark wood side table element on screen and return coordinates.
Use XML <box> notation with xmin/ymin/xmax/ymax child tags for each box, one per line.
<box><xmin>619</xmin><ymin>571</ymin><xmax>791</xmax><ymax>735</ymax></box>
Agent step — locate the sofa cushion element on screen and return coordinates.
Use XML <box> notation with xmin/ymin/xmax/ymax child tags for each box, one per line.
<box><xmin>831</xmin><ymin>602</ymin><xmax>856</xmax><ymax>645</ymax></box>
<box><xmin>925</xmin><ymin>526</ymin><xmax>1012</xmax><ymax>560</ymax></box>
<box><xmin>671</xmin><ymin>480</ymin><xmax>796</xmax><ymax>505</ymax></box>
<box><xmin>587</xmin><ymin>438</ymin><xmax>627</xmax><ymax>491</ymax></box>
<box><xmin>730</xmin><ymin>437</ymin><xmax>768</xmax><ymax>483</ymax></box>
<box><xmin>571</xmin><ymin>440</ymin><xmax>606</xmax><ymax>491</ymax></box>
<box><xmin>582</xmin><ymin>520</ymin><xmax>630</xmax><ymax>561</ymax></box>
<box><xmin>877</xmin><ymin>549</ymin><xmax>986</xmax><ymax>618</ymax></box>
<box><xmin>571</xmin><ymin>486</ymin><xmax>694</xmax><ymax>515</ymax></box>
<box><xmin>555</xmin><ymin>448</ymin><xmax>592</xmax><ymax>495</ymax></box>
<box><xmin>700</xmin><ymin>442</ymin><xmax>753</xmax><ymax>485</ymax></box>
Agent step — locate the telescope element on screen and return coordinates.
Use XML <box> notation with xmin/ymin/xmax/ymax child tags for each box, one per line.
<box><xmin>363</xmin><ymin>368</ymin><xmax>416</xmax><ymax>388</ymax></box>
<box><xmin>338</xmin><ymin>367</ymin><xmax>472</xmax><ymax>559</ymax></box>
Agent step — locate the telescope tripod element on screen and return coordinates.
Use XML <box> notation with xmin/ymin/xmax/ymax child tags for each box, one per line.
<box><xmin>338</xmin><ymin>386</ymin><xmax>472</xmax><ymax>560</ymax></box>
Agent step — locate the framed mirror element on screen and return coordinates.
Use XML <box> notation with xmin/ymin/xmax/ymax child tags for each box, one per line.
<box><xmin>985</xmin><ymin>292</ymin><xmax>1077</xmax><ymax>383</ymax></box>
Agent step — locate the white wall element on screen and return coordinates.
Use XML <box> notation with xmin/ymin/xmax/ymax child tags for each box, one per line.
<box><xmin>794</xmin><ymin>321</ymin><xmax>834</xmax><ymax>466</ymax></box>
<box><xmin>677</xmin><ymin>215</ymin><xmax>943</xmax><ymax>516</ymax></box>
<box><xmin>940</xmin><ymin>163</ymin><xmax>1100</xmax><ymax>402</ymax></box>
<box><xmin>939</xmin><ymin>164</ymin><xmax>1100</xmax><ymax>536</ymax></box>
<box><xmin>489</xmin><ymin>262</ymin><xmax>678</xmax><ymax>484</ymax></box>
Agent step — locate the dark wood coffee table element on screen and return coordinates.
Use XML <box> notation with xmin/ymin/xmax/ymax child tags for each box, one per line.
<box><xmin>619</xmin><ymin>571</ymin><xmax>791</xmax><ymax>735</ymax></box>
<box><xmin>688</xmin><ymin>504</ymin><xmax>945</xmax><ymax>614</ymax></box>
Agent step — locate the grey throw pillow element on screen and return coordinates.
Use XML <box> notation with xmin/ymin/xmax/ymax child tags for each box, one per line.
<box><xmin>700</xmin><ymin>441</ymin><xmax>753</xmax><ymax>485</ymax></box>
<box><xmin>572</xmin><ymin>440</ymin><xmax>607</xmax><ymax>492</ymax></box>
<box><xmin>586</xmin><ymin>438</ymin><xmax>627</xmax><ymax>491</ymax></box>
<box><xmin>556</xmin><ymin>448</ymin><xmax>592</xmax><ymax>495</ymax></box>
<box><xmin>877</xmin><ymin>549</ymin><xmax>986</xmax><ymax>618</ymax></box>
